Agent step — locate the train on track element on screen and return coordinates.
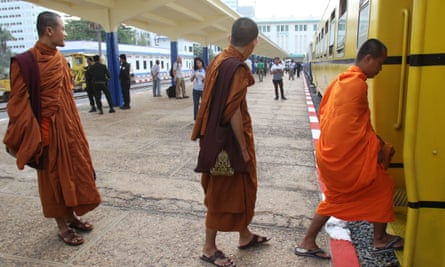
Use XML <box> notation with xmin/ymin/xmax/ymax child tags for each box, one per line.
<box><xmin>304</xmin><ymin>0</ymin><xmax>445</xmax><ymax>266</ymax></box>
<box><xmin>0</xmin><ymin>41</ymin><xmax>195</xmax><ymax>100</ymax></box>
<box><xmin>61</xmin><ymin>41</ymin><xmax>195</xmax><ymax>91</ymax></box>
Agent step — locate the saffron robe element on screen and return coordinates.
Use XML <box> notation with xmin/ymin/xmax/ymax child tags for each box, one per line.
<box><xmin>316</xmin><ymin>66</ymin><xmax>394</xmax><ymax>222</ymax></box>
<box><xmin>191</xmin><ymin>45</ymin><xmax>256</xmax><ymax>231</ymax></box>
<box><xmin>5</xmin><ymin>41</ymin><xmax>101</xmax><ymax>218</ymax></box>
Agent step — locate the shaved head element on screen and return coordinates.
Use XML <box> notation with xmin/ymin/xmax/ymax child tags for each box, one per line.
<box><xmin>37</xmin><ymin>11</ymin><xmax>61</xmax><ymax>37</ymax></box>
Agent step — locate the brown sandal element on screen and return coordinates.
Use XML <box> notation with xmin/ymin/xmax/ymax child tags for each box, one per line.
<box><xmin>68</xmin><ymin>218</ymin><xmax>94</xmax><ymax>232</ymax></box>
<box><xmin>58</xmin><ymin>228</ymin><xmax>84</xmax><ymax>246</ymax></box>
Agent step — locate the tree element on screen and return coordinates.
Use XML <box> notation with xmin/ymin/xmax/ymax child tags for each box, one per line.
<box><xmin>64</xmin><ymin>19</ymin><xmax>138</xmax><ymax>45</ymax></box>
<box><xmin>117</xmin><ymin>24</ymin><xmax>136</xmax><ymax>44</ymax></box>
<box><xmin>0</xmin><ymin>26</ymin><xmax>14</xmax><ymax>78</ymax></box>
<box><xmin>193</xmin><ymin>43</ymin><xmax>217</xmax><ymax>62</ymax></box>
<box><xmin>65</xmin><ymin>19</ymin><xmax>105</xmax><ymax>41</ymax></box>
<box><xmin>136</xmin><ymin>32</ymin><xmax>149</xmax><ymax>46</ymax></box>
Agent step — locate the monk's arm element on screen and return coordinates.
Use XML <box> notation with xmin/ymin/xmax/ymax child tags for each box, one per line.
<box><xmin>230</xmin><ymin>107</ymin><xmax>250</xmax><ymax>162</ymax></box>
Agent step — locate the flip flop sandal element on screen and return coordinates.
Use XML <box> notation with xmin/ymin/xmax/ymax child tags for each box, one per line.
<box><xmin>58</xmin><ymin>228</ymin><xmax>84</xmax><ymax>246</ymax></box>
<box><xmin>295</xmin><ymin>247</ymin><xmax>331</xmax><ymax>260</ymax></box>
<box><xmin>200</xmin><ymin>250</ymin><xmax>236</xmax><ymax>267</ymax></box>
<box><xmin>372</xmin><ymin>235</ymin><xmax>404</xmax><ymax>254</ymax></box>
<box><xmin>238</xmin><ymin>234</ymin><xmax>271</xmax><ymax>249</ymax></box>
<box><xmin>68</xmin><ymin>219</ymin><xmax>94</xmax><ymax>232</ymax></box>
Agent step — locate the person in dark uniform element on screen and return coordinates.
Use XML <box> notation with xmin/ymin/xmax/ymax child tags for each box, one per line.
<box><xmin>89</xmin><ymin>55</ymin><xmax>115</xmax><ymax>114</ymax></box>
<box><xmin>84</xmin><ymin>57</ymin><xmax>96</xmax><ymax>112</ymax></box>
<box><xmin>119</xmin><ymin>54</ymin><xmax>131</xmax><ymax>109</ymax></box>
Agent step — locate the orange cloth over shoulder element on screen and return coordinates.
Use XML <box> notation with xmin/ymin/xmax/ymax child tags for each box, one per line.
<box><xmin>6</xmin><ymin>41</ymin><xmax>101</xmax><ymax>218</ymax></box>
<box><xmin>316</xmin><ymin>66</ymin><xmax>394</xmax><ymax>223</ymax></box>
<box><xmin>191</xmin><ymin>45</ymin><xmax>257</xmax><ymax>231</ymax></box>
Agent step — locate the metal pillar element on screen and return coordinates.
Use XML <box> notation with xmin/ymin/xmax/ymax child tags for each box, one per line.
<box><xmin>105</xmin><ymin>32</ymin><xmax>122</xmax><ymax>107</ymax></box>
<box><xmin>170</xmin><ymin>41</ymin><xmax>178</xmax><ymax>86</ymax></box>
<box><xmin>202</xmin><ymin>46</ymin><xmax>209</xmax><ymax>67</ymax></box>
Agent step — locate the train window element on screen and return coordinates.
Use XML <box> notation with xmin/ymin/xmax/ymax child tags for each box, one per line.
<box><xmin>329</xmin><ymin>10</ymin><xmax>336</xmax><ymax>57</ymax></box>
<box><xmin>357</xmin><ymin>0</ymin><xmax>370</xmax><ymax>49</ymax></box>
<box><xmin>74</xmin><ymin>57</ymin><xmax>83</xmax><ymax>66</ymax></box>
<box><xmin>143</xmin><ymin>60</ymin><xmax>147</xmax><ymax>70</ymax></box>
<box><xmin>337</xmin><ymin>0</ymin><xmax>347</xmax><ymax>56</ymax></box>
<box><xmin>135</xmin><ymin>60</ymin><xmax>140</xmax><ymax>70</ymax></box>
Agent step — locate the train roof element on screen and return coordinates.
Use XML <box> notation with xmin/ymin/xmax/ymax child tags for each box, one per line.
<box><xmin>59</xmin><ymin>41</ymin><xmax>192</xmax><ymax>57</ymax></box>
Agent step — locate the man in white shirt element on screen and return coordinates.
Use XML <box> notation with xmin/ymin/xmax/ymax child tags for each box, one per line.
<box><xmin>151</xmin><ymin>60</ymin><xmax>161</xmax><ymax>97</ymax></box>
<box><xmin>172</xmin><ymin>56</ymin><xmax>188</xmax><ymax>99</ymax></box>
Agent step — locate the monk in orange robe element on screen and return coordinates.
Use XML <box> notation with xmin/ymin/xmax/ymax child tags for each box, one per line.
<box><xmin>3</xmin><ymin>11</ymin><xmax>100</xmax><ymax>246</ymax></box>
<box><xmin>192</xmin><ymin>18</ymin><xmax>269</xmax><ymax>267</ymax></box>
<box><xmin>295</xmin><ymin>39</ymin><xmax>404</xmax><ymax>260</ymax></box>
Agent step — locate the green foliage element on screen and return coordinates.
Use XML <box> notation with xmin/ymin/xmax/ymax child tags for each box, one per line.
<box><xmin>117</xmin><ymin>25</ymin><xmax>136</xmax><ymax>44</ymax></box>
<box><xmin>65</xmin><ymin>20</ymin><xmax>105</xmax><ymax>41</ymax></box>
<box><xmin>65</xmin><ymin>19</ymin><xmax>138</xmax><ymax>45</ymax></box>
<box><xmin>193</xmin><ymin>43</ymin><xmax>216</xmax><ymax>62</ymax></box>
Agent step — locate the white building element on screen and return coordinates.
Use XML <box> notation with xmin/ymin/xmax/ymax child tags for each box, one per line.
<box><xmin>0</xmin><ymin>0</ymin><xmax>45</xmax><ymax>53</ymax></box>
<box><xmin>257</xmin><ymin>18</ymin><xmax>319</xmax><ymax>59</ymax></box>
<box><xmin>221</xmin><ymin>0</ymin><xmax>320</xmax><ymax>59</ymax></box>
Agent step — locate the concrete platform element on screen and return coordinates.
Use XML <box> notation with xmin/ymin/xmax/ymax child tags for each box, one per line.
<box><xmin>0</xmin><ymin>74</ymin><xmax>331</xmax><ymax>267</ymax></box>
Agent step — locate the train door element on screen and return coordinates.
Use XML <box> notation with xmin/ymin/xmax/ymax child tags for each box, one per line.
<box><xmin>402</xmin><ymin>0</ymin><xmax>445</xmax><ymax>266</ymax></box>
<box><xmin>367</xmin><ymin>0</ymin><xmax>413</xmax><ymax>248</ymax></box>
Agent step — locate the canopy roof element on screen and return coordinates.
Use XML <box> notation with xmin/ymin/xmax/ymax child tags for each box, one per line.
<box><xmin>27</xmin><ymin>0</ymin><xmax>288</xmax><ymax>58</ymax></box>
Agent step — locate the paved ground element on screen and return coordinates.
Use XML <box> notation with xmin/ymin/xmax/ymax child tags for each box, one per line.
<box><xmin>0</xmin><ymin>74</ymin><xmax>331</xmax><ymax>267</ymax></box>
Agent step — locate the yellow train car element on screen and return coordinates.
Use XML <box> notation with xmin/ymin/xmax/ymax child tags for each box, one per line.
<box><xmin>65</xmin><ymin>53</ymin><xmax>95</xmax><ymax>91</ymax></box>
<box><xmin>307</xmin><ymin>0</ymin><xmax>445</xmax><ymax>266</ymax></box>
<box><xmin>0</xmin><ymin>78</ymin><xmax>11</xmax><ymax>102</ymax></box>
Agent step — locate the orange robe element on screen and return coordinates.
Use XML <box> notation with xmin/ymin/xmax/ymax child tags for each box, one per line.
<box><xmin>316</xmin><ymin>66</ymin><xmax>394</xmax><ymax>222</ymax></box>
<box><xmin>191</xmin><ymin>45</ymin><xmax>256</xmax><ymax>231</ymax></box>
<box><xmin>4</xmin><ymin>41</ymin><xmax>101</xmax><ymax>218</ymax></box>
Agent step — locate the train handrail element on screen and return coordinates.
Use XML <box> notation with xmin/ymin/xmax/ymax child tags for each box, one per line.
<box><xmin>394</xmin><ymin>9</ymin><xmax>409</xmax><ymax>129</ymax></box>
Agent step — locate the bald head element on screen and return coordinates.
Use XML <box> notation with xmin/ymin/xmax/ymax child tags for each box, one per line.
<box><xmin>356</xmin><ymin>39</ymin><xmax>387</xmax><ymax>63</ymax></box>
<box><xmin>230</xmin><ymin>17</ymin><xmax>258</xmax><ymax>47</ymax></box>
<box><xmin>37</xmin><ymin>11</ymin><xmax>61</xmax><ymax>37</ymax></box>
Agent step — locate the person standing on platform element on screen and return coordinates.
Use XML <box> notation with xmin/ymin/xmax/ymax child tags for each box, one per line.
<box><xmin>256</xmin><ymin>59</ymin><xmax>265</xmax><ymax>82</ymax></box>
<box><xmin>270</xmin><ymin>57</ymin><xmax>287</xmax><ymax>100</ymax></box>
<box><xmin>4</xmin><ymin>11</ymin><xmax>101</xmax><ymax>246</ymax></box>
<box><xmin>172</xmin><ymin>56</ymin><xmax>188</xmax><ymax>99</ymax></box>
<box><xmin>151</xmin><ymin>59</ymin><xmax>161</xmax><ymax>97</ymax></box>
<box><xmin>294</xmin><ymin>39</ymin><xmax>403</xmax><ymax>260</ymax></box>
<box><xmin>85</xmin><ymin>56</ymin><xmax>96</xmax><ymax>112</ymax></box>
<box><xmin>288</xmin><ymin>60</ymin><xmax>296</xmax><ymax>80</ymax></box>
<box><xmin>296</xmin><ymin>62</ymin><xmax>302</xmax><ymax>78</ymax></box>
<box><xmin>190</xmin><ymin>57</ymin><xmax>206</xmax><ymax>120</ymax></box>
<box><xmin>119</xmin><ymin>54</ymin><xmax>131</xmax><ymax>109</ymax></box>
<box><xmin>89</xmin><ymin>55</ymin><xmax>115</xmax><ymax>114</ymax></box>
<box><xmin>192</xmin><ymin>17</ymin><xmax>270</xmax><ymax>267</ymax></box>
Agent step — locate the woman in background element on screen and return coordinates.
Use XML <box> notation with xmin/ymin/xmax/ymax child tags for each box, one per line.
<box><xmin>191</xmin><ymin>57</ymin><xmax>206</xmax><ymax>120</ymax></box>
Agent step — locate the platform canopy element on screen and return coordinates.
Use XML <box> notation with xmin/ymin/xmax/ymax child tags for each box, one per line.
<box><xmin>26</xmin><ymin>0</ymin><xmax>288</xmax><ymax>58</ymax></box>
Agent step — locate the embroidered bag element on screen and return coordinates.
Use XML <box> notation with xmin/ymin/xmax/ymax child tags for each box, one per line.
<box><xmin>194</xmin><ymin>57</ymin><xmax>248</xmax><ymax>176</ymax></box>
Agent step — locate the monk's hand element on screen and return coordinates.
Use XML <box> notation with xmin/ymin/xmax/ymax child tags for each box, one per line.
<box><xmin>241</xmin><ymin>147</ymin><xmax>250</xmax><ymax>162</ymax></box>
<box><xmin>378</xmin><ymin>147</ymin><xmax>385</xmax><ymax>164</ymax></box>
<box><xmin>376</xmin><ymin>135</ymin><xmax>386</xmax><ymax>164</ymax></box>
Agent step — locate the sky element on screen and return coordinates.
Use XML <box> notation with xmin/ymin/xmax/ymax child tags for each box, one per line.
<box><xmin>239</xmin><ymin>0</ymin><xmax>330</xmax><ymax>19</ymax></box>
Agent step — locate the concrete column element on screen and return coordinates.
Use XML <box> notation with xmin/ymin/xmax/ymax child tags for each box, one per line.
<box><xmin>170</xmin><ymin>41</ymin><xmax>178</xmax><ymax>86</ymax></box>
<box><xmin>202</xmin><ymin>46</ymin><xmax>209</xmax><ymax>66</ymax></box>
<box><xmin>105</xmin><ymin>32</ymin><xmax>122</xmax><ymax>106</ymax></box>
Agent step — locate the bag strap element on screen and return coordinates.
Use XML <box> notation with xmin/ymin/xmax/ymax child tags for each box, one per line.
<box><xmin>208</xmin><ymin>57</ymin><xmax>244</xmax><ymax>126</ymax></box>
<box><xmin>11</xmin><ymin>50</ymin><xmax>41</xmax><ymax>123</ymax></box>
